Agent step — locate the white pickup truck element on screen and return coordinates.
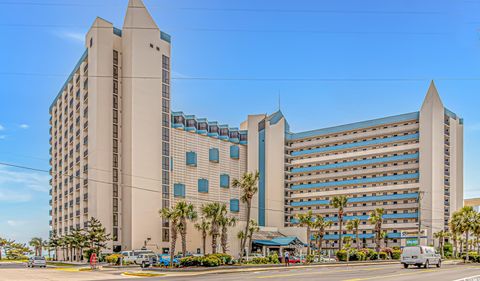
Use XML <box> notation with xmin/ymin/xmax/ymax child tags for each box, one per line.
<box><xmin>121</xmin><ymin>250</ymin><xmax>155</xmax><ymax>264</ymax></box>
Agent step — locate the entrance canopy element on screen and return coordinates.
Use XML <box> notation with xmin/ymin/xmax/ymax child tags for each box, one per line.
<box><xmin>253</xmin><ymin>236</ymin><xmax>305</xmax><ymax>247</ymax></box>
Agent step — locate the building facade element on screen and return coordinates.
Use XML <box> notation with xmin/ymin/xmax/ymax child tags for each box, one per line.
<box><xmin>49</xmin><ymin>0</ymin><xmax>463</xmax><ymax>255</ymax></box>
<box><xmin>465</xmin><ymin>198</ymin><xmax>480</xmax><ymax>212</ymax></box>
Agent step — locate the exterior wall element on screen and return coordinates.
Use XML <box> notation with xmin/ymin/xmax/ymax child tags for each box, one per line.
<box><xmin>286</xmin><ymin>113</ymin><xmax>421</xmax><ymax>249</ymax></box>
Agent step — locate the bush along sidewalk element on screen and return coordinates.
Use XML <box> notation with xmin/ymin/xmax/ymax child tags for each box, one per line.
<box><xmin>336</xmin><ymin>247</ymin><xmax>402</xmax><ymax>261</ymax></box>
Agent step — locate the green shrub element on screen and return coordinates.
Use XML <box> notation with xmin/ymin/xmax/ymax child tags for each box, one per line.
<box><xmin>105</xmin><ymin>254</ymin><xmax>122</xmax><ymax>264</ymax></box>
<box><xmin>461</xmin><ymin>252</ymin><xmax>479</xmax><ymax>263</ymax></box>
<box><xmin>268</xmin><ymin>253</ymin><xmax>280</xmax><ymax>264</ymax></box>
<box><xmin>251</xmin><ymin>257</ymin><xmax>269</xmax><ymax>264</ymax></box>
<box><xmin>378</xmin><ymin>252</ymin><xmax>388</xmax><ymax>260</ymax></box>
<box><xmin>336</xmin><ymin>250</ymin><xmax>348</xmax><ymax>261</ymax></box>
<box><xmin>207</xmin><ymin>254</ymin><xmax>232</xmax><ymax>265</ymax></box>
<box><xmin>443</xmin><ymin>243</ymin><xmax>453</xmax><ymax>258</ymax></box>
<box><xmin>305</xmin><ymin>254</ymin><xmax>315</xmax><ymax>264</ymax></box>
<box><xmin>391</xmin><ymin>250</ymin><xmax>401</xmax><ymax>260</ymax></box>
<box><xmin>369</xmin><ymin>251</ymin><xmax>378</xmax><ymax>260</ymax></box>
<box><xmin>348</xmin><ymin>249</ymin><xmax>367</xmax><ymax>261</ymax></box>
<box><xmin>202</xmin><ymin>256</ymin><xmax>221</xmax><ymax>267</ymax></box>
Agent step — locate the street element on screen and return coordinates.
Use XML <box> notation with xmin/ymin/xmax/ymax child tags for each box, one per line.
<box><xmin>0</xmin><ymin>262</ymin><xmax>479</xmax><ymax>281</ymax></box>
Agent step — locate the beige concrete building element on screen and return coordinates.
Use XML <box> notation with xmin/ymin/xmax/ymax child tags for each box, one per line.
<box><xmin>49</xmin><ymin>0</ymin><xmax>464</xmax><ymax>257</ymax></box>
<box><xmin>465</xmin><ymin>198</ymin><xmax>480</xmax><ymax>212</ymax></box>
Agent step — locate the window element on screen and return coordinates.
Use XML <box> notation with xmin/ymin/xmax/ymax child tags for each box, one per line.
<box><xmin>198</xmin><ymin>179</ymin><xmax>209</xmax><ymax>193</ymax></box>
<box><xmin>162</xmin><ymin>99</ymin><xmax>169</xmax><ymax>113</ymax></box>
<box><xmin>162</xmin><ymin>142</ymin><xmax>169</xmax><ymax>156</ymax></box>
<box><xmin>162</xmin><ymin>113</ymin><xmax>169</xmax><ymax>127</ymax></box>
<box><xmin>230</xmin><ymin>145</ymin><xmax>240</xmax><ymax>159</ymax></box>
<box><xmin>220</xmin><ymin>174</ymin><xmax>230</xmax><ymax>188</ymax></box>
<box><xmin>113</xmin><ymin>94</ymin><xmax>118</xmax><ymax>108</ymax></box>
<box><xmin>162</xmin><ymin>69</ymin><xmax>170</xmax><ymax>84</ymax></box>
<box><xmin>113</xmin><ymin>124</ymin><xmax>118</xmax><ymax>138</ymax></box>
<box><xmin>162</xmin><ymin>229</ymin><xmax>169</xmax><ymax>242</ymax></box>
<box><xmin>90</xmin><ymin>37</ymin><xmax>93</xmax><ymax>47</ymax></box>
<box><xmin>209</xmin><ymin>148</ymin><xmax>219</xmax><ymax>163</ymax></box>
<box><xmin>186</xmin><ymin>151</ymin><xmax>197</xmax><ymax>166</ymax></box>
<box><xmin>174</xmin><ymin>183</ymin><xmax>185</xmax><ymax>198</ymax></box>
<box><xmin>162</xmin><ymin>84</ymin><xmax>170</xmax><ymax>99</ymax></box>
<box><xmin>113</xmin><ymin>50</ymin><xmax>118</xmax><ymax>65</ymax></box>
<box><xmin>230</xmin><ymin>199</ymin><xmax>239</xmax><ymax>212</ymax></box>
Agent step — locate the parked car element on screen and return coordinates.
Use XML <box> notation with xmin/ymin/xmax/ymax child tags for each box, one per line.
<box><xmin>288</xmin><ymin>256</ymin><xmax>301</xmax><ymax>264</ymax></box>
<box><xmin>27</xmin><ymin>256</ymin><xmax>47</xmax><ymax>268</ymax></box>
<box><xmin>401</xmin><ymin>246</ymin><xmax>441</xmax><ymax>268</ymax></box>
<box><xmin>134</xmin><ymin>253</ymin><xmax>158</xmax><ymax>268</ymax></box>
<box><xmin>157</xmin><ymin>254</ymin><xmax>179</xmax><ymax>267</ymax></box>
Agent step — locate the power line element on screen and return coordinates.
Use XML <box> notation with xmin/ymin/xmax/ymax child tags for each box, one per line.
<box><xmin>1</xmin><ymin>72</ymin><xmax>480</xmax><ymax>82</ymax></box>
<box><xmin>180</xmin><ymin>7</ymin><xmax>444</xmax><ymax>15</ymax></box>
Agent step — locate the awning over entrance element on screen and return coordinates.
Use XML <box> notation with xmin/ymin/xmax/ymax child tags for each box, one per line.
<box><xmin>253</xmin><ymin>236</ymin><xmax>305</xmax><ymax>247</ymax></box>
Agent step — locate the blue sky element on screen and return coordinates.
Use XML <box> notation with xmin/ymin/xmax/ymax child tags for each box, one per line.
<box><xmin>0</xmin><ymin>0</ymin><xmax>479</xmax><ymax>243</ymax></box>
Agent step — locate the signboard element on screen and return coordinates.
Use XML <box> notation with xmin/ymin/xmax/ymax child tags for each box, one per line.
<box><xmin>406</xmin><ymin>238</ymin><xmax>418</xmax><ymax>246</ymax></box>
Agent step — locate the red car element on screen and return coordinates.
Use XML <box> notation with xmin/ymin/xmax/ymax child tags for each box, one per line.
<box><xmin>287</xmin><ymin>256</ymin><xmax>301</xmax><ymax>264</ymax></box>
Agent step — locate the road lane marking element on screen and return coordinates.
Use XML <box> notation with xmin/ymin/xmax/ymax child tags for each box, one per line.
<box><xmin>343</xmin><ymin>265</ymin><xmax>480</xmax><ymax>281</ymax></box>
<box><xmin>256</xmin><ymin>266</ymin><xmax>386</xmax><ymax>279</ymax></box>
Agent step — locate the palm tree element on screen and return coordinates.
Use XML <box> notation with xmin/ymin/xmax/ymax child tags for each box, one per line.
<box><xmin>57</xmin><ymin>236</ymin><xmax>66</xmax><ymax>261</ymax></box>
<box><xmin>346</xmin><ymin>218</ymin><xmax>361</xmax><ymax>250</ymax></box>
<box><xmin>474</xmin><ymin>213</ymin><xmax>480</xmax><ymax>255</ymax></box>
<box><xmin>29</xmin><ymin>237</ymin><xmax>44</xmax><ymax>256</ymax></box>
<box><xmin>160</xmin><ymin>206</ymin><xmax>180</xmax><ymax>265</ymax></box>
<box><xmin>246</xmin><ymin>219</ymin><xmax>260</xmax><ymax>252</ymax></box>
<box><xmin>434</xmin><ymin>230</ymin><xmax>450</xmax><ymax>258</ymax></box>
<box><xmin>233</xmin><ymin>171</ymin><xmax>259</xmax><ymax>255</ymax></box>
<box><xmin>456</xmin><ymin>206</ymin><xmax>477</xmax><ymax>262</ymax></box>
<box><xmin>202</xmin><ymin>202</ymin><xmax>228</xmax><ymax>254</ymax></box>
<box><xmin>220</xmin><ymin>216</ymin><xmax>237</xmax><ymax>253</ymax></box>
<box><xmin>380</xmin><ymin>231</ymin><xmax>388</xmax><ymax>248</ymax></box>
<box><xmin>194</xmin><ymin>218</ymin><xmax>210</xmax><ymax>255</ymax></box>
<box><xmin>330</xmin><ymin>195</ymin><xmax>348</xmax><ymax>250</ymax></box>
<box><xmin>311</xmin><ymin>215</ymin><xmax>332</xmax><ymax>260</ymax></box>
<box><xmin>450</xmin><ymin>213</ymin><xmax>462</xmax><ymax>258</ymax></box>
<box><xmin>297</xmin><ymin>211</ymin><xmax>315</xmax><ymax>255</ymax></box>
<box><xmin>174</xmin><ymin>201</ymin><xmax>198</xmax><ymax>257</ymax></box>
<box><xmin>368</xmin><ymin>208</ymin><xmax>384</xmax><ymax>253</ymax></box>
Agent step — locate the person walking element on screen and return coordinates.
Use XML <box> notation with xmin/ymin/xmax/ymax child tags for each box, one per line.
<box><xmin>284</xmin><ymin>250</ymin><xmax>290</xmax><ymax>267</ymax></box>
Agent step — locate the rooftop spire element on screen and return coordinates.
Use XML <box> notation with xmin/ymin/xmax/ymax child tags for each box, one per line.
<box><xmin>123</xmin><ymin>0</ymin><xmax>158</xmax><ymax>30</ymax></box>
<box><xmin>421</xmin><ymin>80</ymin><xmax>443</xmax><ymax>110</ymax></box>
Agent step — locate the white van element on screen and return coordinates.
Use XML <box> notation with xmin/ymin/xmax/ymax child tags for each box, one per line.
<box><xmin>401</xmin><ymin>246</ymin><xmax>441</xmax><ymax>268</ymax></box>
<box><xmin>121</xmin><ymin>250</ymin><xmax>155</xmax><ymax>263</ymax></box>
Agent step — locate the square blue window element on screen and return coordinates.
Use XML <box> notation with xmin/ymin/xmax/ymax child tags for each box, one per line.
<box><xmin>186</xmin><ymin>151</ymin><xmax>197</xmax><ymax>166</ymax></box>
<box><xmin>198</xmin><ymin>179</ymin><xmax>209</xmax><ymax>193</ymax></box>
<box><xmin>209</xmin><ymin>148</ymin><xmax>219</xmax><ymax>163</ymax></box>
<box><xmin>230</xmin><ymin>199</ymin><xmax>239</xmax><ymax>212</ymax></box>
<box><xmin>173</xmin><ymin>183</ymin><xmax>185</xmax><ymax>198</ymax></box>
<box><xmin>230</xmin><ymin>145</ymin><xmax>239</xmax><ymax>159</ymax></box>
<box><xmin>220</xmin><ymin>174</ymin><xmax>230</xmax><ymax>188</ymax></box>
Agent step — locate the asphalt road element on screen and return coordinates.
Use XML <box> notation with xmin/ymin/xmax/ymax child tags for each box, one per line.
<box><xmin>1</xmin><ymin>262</ymin><xmax>479</xmax><ymax>281</ymax></box>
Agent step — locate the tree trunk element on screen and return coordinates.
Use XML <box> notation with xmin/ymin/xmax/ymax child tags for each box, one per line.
<box><xmin>338</xmin><ymin>213</ymin><xmax>343</xmax><ymax>251</ymax></box>
<box><xmin>202</xmin><ymin>234</ymin><xmax>206</xmax><ymax>255</ymax></box>
<box><xmin>180</xmin><ymin>229</ymin><xmax>187</xmax><ymax>258</ymax></box>
<box><xmin>241</xmin><ymin>201</ymin><xmax>252</xmax><ymax>255</ymax></box>
<box><xmin>356</xmin><ymin>229</ymin><xmax>360</xmax><ymax>250</ymax></box>
<box><xmin>318</xmin><ymin>236</ymin><xmax>323</xmax><ymax>261</ymax></box>
<box><xmin>221</xmin><ymin>227</ymin><xmax>228</xmax><ymax>254</ymax></box>
<box><xmin>306</xmin><ymin>227</ymin><xmax>311</xmax><ymax>255</ymax></box>
<box><xmin>170</xmin><ymin>225</ymin><xmax>177</xmax><ymax>267</ymax></box>
<box><xmin>465</xmin><ymin>231</ymin><xmax>470</xmax><ymax>262</ymax></box>
<box><xmin>212</xmin><ymin>233</ymin><xmax>218</xmax><ymax>254</ymax></box>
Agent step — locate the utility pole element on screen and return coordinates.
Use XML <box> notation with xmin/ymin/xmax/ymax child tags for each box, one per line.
<box><xmin>417</xmin><ymin>191</ymin><xmax>425</xmax><ymax>246</ymax></box>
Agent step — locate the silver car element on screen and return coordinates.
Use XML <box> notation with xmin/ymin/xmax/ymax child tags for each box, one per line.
<box><xmin>27</xmin><ymin>256</ymin><xmax>47</xmax><ymax>268</ymax></box>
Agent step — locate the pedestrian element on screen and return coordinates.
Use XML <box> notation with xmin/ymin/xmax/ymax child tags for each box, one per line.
<box><xmin>284</xmin><ymin>251</ymin><xmax>290</xmax><ymax>267</ymax></box>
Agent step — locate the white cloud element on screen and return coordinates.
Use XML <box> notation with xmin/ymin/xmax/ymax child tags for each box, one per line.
<box><xmin>0</xmin><ymin>166</ymin><xmax>50</xmax><ymax>193</ymax></box>
<box><xmin>0</xmin><ymin>190</ymin><xmax>32</xmax><ymax>202</ymax></box>
<box><xmin>19</xmin><ymin>124</ymin><xmax>29</xmax><ymax>129</ymax></box>
<box><xmin>466</xmin><ymin>123</ymin><xmax>480</xmax><ymax>132</ymax></box>
<box><xmin>6</xmin><ymin>220</ymin><xmax>27</xmax><ymax>227</ymax></box>
<box><xmin>0</xmin><ymin>135</ymin><xmax>5</xmax><ymax>140</ymax></box>
<box><xmin>0</xmin><ymin>124</ymin><xmax>4</xmax><ymax>131</ymax></box>
<box><xmin>53</xmin><ymin>30</ymin><xmax>84</xmax><ymax>44</ymax></box>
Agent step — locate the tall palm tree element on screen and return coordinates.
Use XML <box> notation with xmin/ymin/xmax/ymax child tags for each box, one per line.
<box><xmin>160</xmin><ymin>206</ymin><xmax>180</xmax><ymax>265</ymax></box>
<box><xmin>29</xmin><ymin>237</ymin><xmax>44</xmax><ymax>256</ymax></box>
<box><xmin>456</xmin><ymin>206</ymin><xmax>477</xmax><ymax>262</ymax></box>
<box><xmin>297</xmin><ymin>211</ymin><xmax>315</xmax><ymax>255</ymax></box>
<box><xmin>220</xmin><ymin>216</ymin><xmax>237</xmax><ymax>253</ymax></box>
<box><xmin>474</xmin><ymin>213</ymin><xmax>480</xmax><ymax>255</ymax></box>
<box><xmin>174</xmin><ymin>201</ymin><xmax>198</xmax><ymax>257</ymax></box>
<box><xmin>194</xmin><ymin>218</ymin><xmax>210</xmax><ymax>255</ymax></box>
<box><xmin>368</xmin><ymin>208</ymin><xmax>384</xmax><ymax>253</ymax></box>
<box><xmin>449</xmin><ymin>213</ymin><xmax>462</xmax><ymax>258</ymax></box>
<box><xmin>434</xmin><ymin>230</ymin><xmax>450</xmax><ymax>258</ymax></box>
<box><xmin>202</xmin><ymin>202</ymin><xmax>228</xmax><ymax>254</ymax></box>
<box><xmin>311</xmin><ymin>215</ymin><xmax>332</xmax><ymax>260</ymax></box>
<box><xmin>330</xmin><ymin>195</ymin><xmax>348</xmax><ymax>250</ymax></box>
<box><xmin>232</xmin><ymin>171</ymin><xmax>259</xmax><ymax>255</ymax></box>
<box><xmin>346</xmin><ymin>218</ymin><xmax>361</xmax><ymax>250</ymax></box>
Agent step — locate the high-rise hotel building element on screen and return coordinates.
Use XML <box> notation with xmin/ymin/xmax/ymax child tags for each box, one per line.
<box><xmin>49</xmin><ymin>0</ymin><xmax>463</xmax><ymax>255</ymax></box>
